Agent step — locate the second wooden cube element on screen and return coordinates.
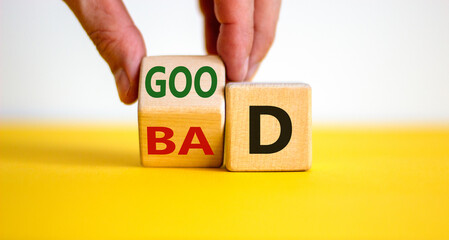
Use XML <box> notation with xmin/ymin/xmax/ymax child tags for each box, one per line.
<box><xmin>225</xmin><ymin>83</ymin><xmax>312</xmax><ymax>171</ymax></box>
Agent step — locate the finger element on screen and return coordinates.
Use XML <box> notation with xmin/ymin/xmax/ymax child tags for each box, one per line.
<box><xmin>64</xmin><ymin>0</ymin><xmax>146</xmax><ymax>104</ymax></box>
<box><xmin>199</xmin><ymin>0</ymin><xmax>219</xmax><ymax>54</ymax></box>
<box><xmin>214</xmin><ymin>0</ymin><xmax>254</xmax><ymax>82</ymax></box>
<box><xmin>246</xmin><ymin>0</ymin><xmax>281</xmax><ymax>80</ymax></box>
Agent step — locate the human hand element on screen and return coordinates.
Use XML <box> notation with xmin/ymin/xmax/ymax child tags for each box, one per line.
<box><xmin>64</xmin><ymin>0</ymin><xmax>145</xmax><ymax>104</ymax></box>
<box><xmin>64</xmin><ymin>0</ymin><xmax>281</xmax><ymax>104</ymax></box>
<box><xmin>200</xmin><ymin>0</ymin><xmax>281</xmax><ymax>82</ymax></box>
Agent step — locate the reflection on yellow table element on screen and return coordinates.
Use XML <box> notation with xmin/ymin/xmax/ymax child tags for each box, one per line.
<box><xmin>1</xmin><ymin>124</ymin><xmax>448</xmax><ymax>239</ymax></box>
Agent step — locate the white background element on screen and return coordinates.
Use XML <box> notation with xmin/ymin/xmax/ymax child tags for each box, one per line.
<box><xmin>1</xmin><ymin>0</ymin><xmax>449</xmax><ymax>124</ymax></box>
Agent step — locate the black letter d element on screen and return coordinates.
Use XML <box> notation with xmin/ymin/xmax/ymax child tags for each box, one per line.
<box><xmin>249</xmin><ymin>106</ymin><xmax>292</xmax><ymax>154</ymax></box>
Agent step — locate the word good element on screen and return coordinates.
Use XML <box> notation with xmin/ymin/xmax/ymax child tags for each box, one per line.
<box><xmin>138</xmin><ymin>56</ymin><xmax>311</xmax><ymax>171</ymax></box>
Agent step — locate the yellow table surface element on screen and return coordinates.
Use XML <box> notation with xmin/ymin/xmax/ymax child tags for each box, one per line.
<box><xmin>1</xmin><ymin>124</ymin><xmax>448</xmax><ymax>239</ymax></box>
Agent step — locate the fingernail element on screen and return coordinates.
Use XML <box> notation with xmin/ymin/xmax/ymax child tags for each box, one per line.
<box><xmin>240</xmin><ymin>57</ymin><xmax>250</xmax><ymax>81</ymax></box>
<box><xmin>246</xmin><ymin>62</ymin><xmax>261</xmax><ymax>81</ymax></box>
<box><xmin>114</xmin><ymin>68</ymin><xmax>130</xmax><ymax>102</ymax></box>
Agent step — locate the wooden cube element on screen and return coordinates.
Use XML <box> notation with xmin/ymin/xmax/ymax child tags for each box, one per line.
<box><xmin>138</xmin><ymin>56</ymin><xmax>225</xmax><ymax>167</ymax></box>
<box><xmin>224</xmin><ymin>83</ymin><xmax>311</xmax><ymax>171</ymax></box>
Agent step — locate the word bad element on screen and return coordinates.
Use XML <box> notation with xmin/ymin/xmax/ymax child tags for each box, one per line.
<box><xmin>146</xmin><ymin>66</ymin><xmax>218</xmax><ymax>98</ymax></box>
<box><xmin>146</xmin><ymin>105</ymin><xmax>292</xmax><ymax>157</ymax></box>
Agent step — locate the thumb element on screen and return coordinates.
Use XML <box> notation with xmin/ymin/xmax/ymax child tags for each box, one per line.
<box><xmin>64</xmin><ymin>0</ymin><xmax>146</xmax><ymax>104</ymax></box>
